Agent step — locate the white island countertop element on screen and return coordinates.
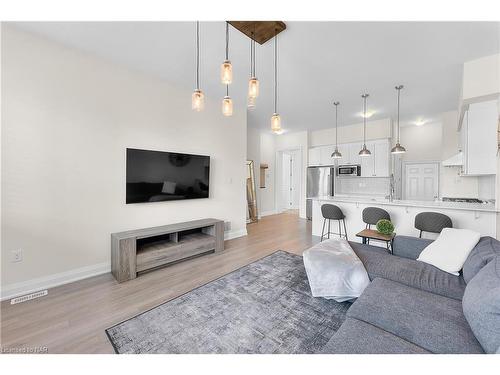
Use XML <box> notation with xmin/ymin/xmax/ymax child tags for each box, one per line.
<box><xmin>311</xmin><ymin>195</ymin><xmax>498</xmax><ymax>213</ymax></box>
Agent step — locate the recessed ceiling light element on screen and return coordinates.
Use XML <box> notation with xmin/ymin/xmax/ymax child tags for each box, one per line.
<box><xmin>359</xmin><ymin>110</ymin><xmax>376</xmax><ymax>119</ymax></box>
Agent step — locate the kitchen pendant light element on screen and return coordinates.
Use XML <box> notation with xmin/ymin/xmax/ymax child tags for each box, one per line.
<box><xmin>247</xmin><ymin>29</ymin><xmax>259</xmax><ymax>102</ymax></box>
<box><xmin>220</xmin><ymin>22</ymin><xmax>233</xmax><ymax>85</ymax></box>
<box><xmin>222</xmin><ymin>85</ymin><xmax>233</xmax><ymax>116</ymax></box>
<box><xmin>271</xmin><ymin>29</ymin><xmax>282</xmax><ymax>134</ymax></box>
<box><xmin>191</xmin><ymin>21</ymin><xmax>205</xmax><ymax>111</ymax></box>
<box><xmin>359</xmin><ymin>93</ymin><xmax>371</xmax><ymax>156</ymax></box>
<box><xmin>331</xmin><ymin>101</ymin><xmax>343</xmax><ymax>159</ymax></box>
<box><xmin>391</xmin><ymin>85</ymin><xmax>407</xmax><ymax>154</ymax></box>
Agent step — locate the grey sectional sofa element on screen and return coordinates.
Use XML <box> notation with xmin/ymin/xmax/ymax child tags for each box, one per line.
<box><xmin>320</xmin><ymin>236</ymin><xmax>500</xmax><ymax>354</ymax></box>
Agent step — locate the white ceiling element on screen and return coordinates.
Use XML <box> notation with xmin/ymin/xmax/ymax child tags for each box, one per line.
<box><xmin>10</xmin><ymin>21</ymin><xmax>500</xmax><ymax>132</ymax></box>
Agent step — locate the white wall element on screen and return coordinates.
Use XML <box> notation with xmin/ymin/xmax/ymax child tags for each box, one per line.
<box><xmin>309</xmin><ymin>118</ymin><xmax>392</xmax><ymax>147</ymax></box>
<box><xmin>1</xmin><ymin>27</ymin><xmax>247</xmax><ymax>297</ymax></box>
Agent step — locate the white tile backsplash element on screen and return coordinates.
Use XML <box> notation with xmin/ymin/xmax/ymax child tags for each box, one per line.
<box><xmin>336</xmin><ymin>177</ymin><xmax>390</xmax><ymax>197</ymax></box>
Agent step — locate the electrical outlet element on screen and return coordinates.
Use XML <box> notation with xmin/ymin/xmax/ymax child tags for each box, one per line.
<box><xmin>11</xmin><ymin>249</ymin><xmax>23</xmax><ymax>263</ymax></box>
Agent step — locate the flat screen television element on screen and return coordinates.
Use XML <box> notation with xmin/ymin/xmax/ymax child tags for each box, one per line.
<box><xmin>126</xmin><ymin>148</ymin><xmax>210</xmax><ymax>204</ymax></box>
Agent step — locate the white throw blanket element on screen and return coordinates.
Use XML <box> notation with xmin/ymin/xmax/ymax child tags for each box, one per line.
<box><xmin>303</xmin><ymin>238</ymin><xmax>370</xmax><ymax>302</ymax></box>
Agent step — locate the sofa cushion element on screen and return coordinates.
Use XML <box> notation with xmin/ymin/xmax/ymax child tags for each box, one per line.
<box><xmin>347</xmin><ymin>278</ymin><xmax>484</xmax><ymax>353</ymax></box>
<box><xmin>320</xmin><ymin>317</ymin><xmax>430</xmax><ymax>354</ymax></box>
<box><xmin>463</xmin><ymin>236</ymin><xmax>500</xmax><ymax>283</ymax></box>
<box><xmin>462</xmin><ymin>258</ymin><xmax>500</xmax><ymax>354</ymax></box>
<box><xmin>393</xmin><ymin>235</ymin><xmax>434</xmax><ymax>260</ymax></box>
<box><xmin>416</xmin><ymin>228</ymin><xmax>480</xmax><ymax>275</ymax></box>
<box><xmin>351</xmin><ymin>242</ymin><xmax>466</xmax><ymax>300</ymax></box>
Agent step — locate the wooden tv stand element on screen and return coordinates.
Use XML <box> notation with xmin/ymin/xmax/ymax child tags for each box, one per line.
<box><xmin>111</xmin><ymin>218</ymin><xmax>224</xmax><ymax>282</ymax></box>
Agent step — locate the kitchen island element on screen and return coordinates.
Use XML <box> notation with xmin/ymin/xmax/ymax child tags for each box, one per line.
<box><xmin>311</xmin><ymin>196</ymin><xmax>498</xmax><ymax>242</ymax></box>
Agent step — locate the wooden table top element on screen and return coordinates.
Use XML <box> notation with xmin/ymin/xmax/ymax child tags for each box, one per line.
<box><xmin>356</xmin><ymin>228</ymin><xmax>396</xmax><ymax>241</ymax></box>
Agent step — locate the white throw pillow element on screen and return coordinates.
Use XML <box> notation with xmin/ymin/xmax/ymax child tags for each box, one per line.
<box><xmin>161</xmin><ymin>181</ymin><xmax>177</xmax><ymax>194</ymax></box>
<box><xmin>417</xmin><ymin>228</ymin><xmax>480</xmax><ymax>275</ymax></box>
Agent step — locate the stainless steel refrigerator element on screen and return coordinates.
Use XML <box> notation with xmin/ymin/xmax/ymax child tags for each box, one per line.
<box><xmin>306</xmin><ymin>166</ymin><xmax>335</xmax><ymax>220</ymax></box>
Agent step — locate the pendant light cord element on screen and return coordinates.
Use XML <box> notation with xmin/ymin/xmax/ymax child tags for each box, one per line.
<box><xmin>396</xmin><ymin>85</ymin><xmax>403</xmax><ymax>143</ymax></box>
<box><xmin>253</xmin><ymin>25</ymin><xmax>256</xmax><ymax>77</ymax></box>
<box><xmin>362</xmin><ymin>94</ymin><xmax>368</xmax><ymax>146</ymax></box>
<box><xmin>196</xmin><ymin>21</ymin><xmax>200</xmax><ymax>89</ymax></box>
<box><xmin>274</xmin><ymin>29</ymin><xmax>278</xmax><ymax>113</ymax></box>
<box><xmin>334</xmin><ymin>102</ymin><xmax>339</xmax><ymax>148</ymax></box>
<box><xmin>225</xmin><ymin>22</ymin><xmax>229</xmax><ymax>60</ymax></box>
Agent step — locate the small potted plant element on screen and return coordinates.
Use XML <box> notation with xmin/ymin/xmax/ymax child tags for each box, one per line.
<box><xmin>376</xmin><ymin>219</ymin><xmax>394</xmax><ymax>235</ymax></box>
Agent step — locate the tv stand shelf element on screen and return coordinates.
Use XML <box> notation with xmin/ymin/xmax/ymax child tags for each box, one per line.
<box><xmin>111</xmin><ymin>218</ymin><xmax>224</xmax><ymax>282</ymax></box>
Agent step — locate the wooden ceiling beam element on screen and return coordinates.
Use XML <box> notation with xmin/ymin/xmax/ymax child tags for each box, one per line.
<box><xmin>228</xmin><ymin>21</ymin><xmax>286</xmax><ymax>45</ymax></box>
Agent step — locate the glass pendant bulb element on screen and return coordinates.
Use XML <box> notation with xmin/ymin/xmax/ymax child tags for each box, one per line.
<box><xmin>247</xmin><ymin>95</ymin><xmax>256</xmax><ymax>110</ymax></box>
<box><xmin>221</xmin><ymin>60</ymin><xmax>232</xmax><ymax>85</ymax></box>
<box><xmin>222</xmin><ymin>95</ymin><xmax>233</xmax><ymax>116</ymax></box>
<box><xmin>248</xmin><ymin>77</ymin><xmax>259</xmax><ymax>99</ymax></box>
<box><xmin>271</xmin><ymin>113</ymin><xmax>282</xmax><ymax>134</ymax></box>
<box><xmin>192</xmin><ymin>89</ymin><xmax>204</xmax><ymax>112</ymax></box>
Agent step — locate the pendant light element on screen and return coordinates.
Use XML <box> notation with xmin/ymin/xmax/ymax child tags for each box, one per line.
<box><xmin>331</xmin><ymin>101</ymin><xmax>342</xmax><ymax>159</ymax></box>
<box><xmin>359</xmin><ymin>93</ymin><xmax>371</xmax><ymax>156</ymax></box>
<box><xmin>220</xmin><ymin>22</ymin><xmax>232</xmax><ymax>85</ymax></box>
<box><xmin>391</xmin><ymin>85</ymin><xmax>407</xmax><ymax>154</ymax></box>
<box><xmin>271</xmin><ymin>29</ymin><xmax>282</xmax><ymax>134</ymax></box>
<box><xmin>248</xmin><ymin>28</ymin><xmax>259</xmax><ymax>103</ymax></box>
<box><xmin>222</xmin><ymin>85</ymin><xmax>233</xmax><ymax>116</ymax></box>
<box><xmin>221</xmin><ymin>22</ymin><xmax>233</xmax><ymax>116</ymax></box>
<box><xmin>191</xmin><ymin>21</ymin><xmax>204</xmax><ymax>111</ymax></box>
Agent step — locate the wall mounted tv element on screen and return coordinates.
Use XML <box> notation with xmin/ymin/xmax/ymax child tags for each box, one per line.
<box><xmin>126</xmin><ymin>148</ymin><xmax>210</xmax><ymax>204</ymax></box>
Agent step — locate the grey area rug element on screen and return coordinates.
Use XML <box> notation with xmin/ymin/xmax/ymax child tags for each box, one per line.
<box><xmin>106</xmin><ymin>251</ymin><xmax>351</xmax><ymax>354</ymax></box>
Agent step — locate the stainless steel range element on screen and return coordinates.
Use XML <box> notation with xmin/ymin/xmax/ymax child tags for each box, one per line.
<box><xmin>442</xmin><ymin>197</ymin><xmax>485</xmax><ymax>204</ymax></box>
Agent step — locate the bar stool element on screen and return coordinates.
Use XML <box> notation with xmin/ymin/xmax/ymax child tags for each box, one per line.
<box><xmin>362</xmin><ymin>207</ymin><xmax>391</xmax><ymax>245</ymax></box>
<box><xmin>321</xmin><ymin>204</ymin><xmax>347</xmax><ymax>242</ymax></box>
<box><xmin>415</xmin><ymin>212</ymin><xmax>452</xmax><ymax>238</ymax></box>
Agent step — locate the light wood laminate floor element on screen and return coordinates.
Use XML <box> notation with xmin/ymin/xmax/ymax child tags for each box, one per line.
<box><xmin>1</xmin><ymin>212</ymin><xmax>314</xmax><ymax>353</ymax></box>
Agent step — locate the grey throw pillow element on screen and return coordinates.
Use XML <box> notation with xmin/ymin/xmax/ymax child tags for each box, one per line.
<box><xmin>463</xmin><ymin>237</ymin><xmax>500</xmax><ymax>283</ymax></box>
<box><xmin>462</xmin><ymin>257</ymin><xmax>500</xmax><ymax>353</ymax></box>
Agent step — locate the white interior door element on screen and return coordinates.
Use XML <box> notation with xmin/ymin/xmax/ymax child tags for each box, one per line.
<box><xmin>281</xmin><ymin>151</ymin><xmax>300</xmax><ymax>210</ymax></box>
<box><xmin>404</xmin><ymin>162</ymin><xmax>439</xmax><ymax>201</ymax></box>
<box><xmin>281</xmin><ymin>153</ymin><xmax>292</xmax><ymax>210</ymax></box>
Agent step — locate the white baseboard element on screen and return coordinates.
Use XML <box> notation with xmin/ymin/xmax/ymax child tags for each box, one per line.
<box><xmin>260</xmin><ymin>210</ymin><xmax>277</xmax><ymax>217</ymax></box>
<box><xmin>1</xmin><ymin>262</ymin><xmax>110</xmax><ymax>301</ymax></box>
<box><xmin>1</xmin><ymin>229</ymin><xmax>248</xmax><ymax>301</ymax></box>
<box><xmin>224</xmin><ymin>228</ymin><xmax>247</xmax><ymax>240</ymax></box>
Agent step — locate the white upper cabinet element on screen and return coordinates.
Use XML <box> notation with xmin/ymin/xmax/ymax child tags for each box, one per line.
<box><xmin>359</xmin><ymin>139</ymin><xmax>390</xmax><ymax>177</ymax></box>
<box><xmin>360</xmin><ymin>141</ymin><xmax>375</xmax><ymax>177</ymax></box>
<box><xmin>462</xmin><ymin>100</ymin><xmax>498</xmax><ymax>176</ymax></box>
<box><xmin>348</xmin><ymin>142</ymin><xmax>362</xmax><ymax>166</ymax></box>
<box><xmin>374</xmin><ymin>139</ymin><xmax>390</xmax><ymax>177</ymax></box>
<box><xmin>308</xmin><ymin>139</ymin><xmax>390</xmax><ymax>176</ymax></box>
<box><xmin>320</xmin><ymin>145</ymin><xmax>336</xmax><ymax>166</ymax></box>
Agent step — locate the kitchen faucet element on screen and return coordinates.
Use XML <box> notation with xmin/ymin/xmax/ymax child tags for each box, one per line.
<box><xmin>386</xmin><ymin>174</ymin><xmax>395</xmax><ymax>202</ymax></box>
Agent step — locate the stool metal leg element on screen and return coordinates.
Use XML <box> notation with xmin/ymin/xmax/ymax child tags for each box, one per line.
<box><xmin>321</xmin><ymin>218</ymin><xmax>326</xmax><ymax>242</ymax></box>
<box><xmin>343</xmin><ymin>219</ymin><xmax>348</xmax><ymax>241</ymax></box>
<box><xmin>327</xmin><ymin>219</ymin><xmax>331</xmax><ymax>239</ymax></box>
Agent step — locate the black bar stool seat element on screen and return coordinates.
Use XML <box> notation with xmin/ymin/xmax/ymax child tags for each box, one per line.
<box><xmin>415</xmin><ymin>212</ymin><xmax>452</xmax><ymax>238</ymax></box>
<box><xmin>320</xmin><ymin>204</ymin><xmax>348</xmax><ymax>241</ymax></box>
<box><xmin>362</xmin><ymin>207</ymin><xmax>391</xmax><ymax>245</ymax></box>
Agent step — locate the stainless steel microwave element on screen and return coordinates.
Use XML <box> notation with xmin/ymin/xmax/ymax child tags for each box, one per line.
<box><xmin>337</xmin><ymin>165</ymin><xmax>361</xmax><ymax>176</ymax></box>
